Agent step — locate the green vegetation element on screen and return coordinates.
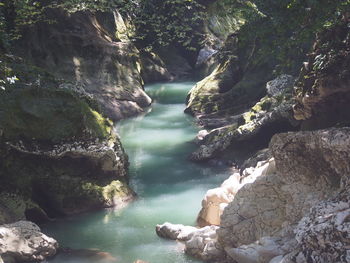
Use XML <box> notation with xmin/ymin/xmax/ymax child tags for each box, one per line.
<box><xmin>0</xmin><ymin>0</ymin><xmax>206</xmax><ymax>51</ymax></box>
<box><xmin>217</xmin><ymin>0</ymin><xmax>350</xmax><ymax>73</ymax></box>
<box><xmin>0</xmin><ymin>87</ymin><xmax>112</xmax><ymax>143</ymax></box>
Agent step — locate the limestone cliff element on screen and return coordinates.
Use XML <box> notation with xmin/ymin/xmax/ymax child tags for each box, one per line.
<box><xmin>0</xmin><ymin>53</ymin><xmax>136</xmax><ymax>224</ymax></box>
<box><xmin>0</xmin><ymin>81</ymin><xmax>135</xmax><ymax>224</ymax></box>
<box><xmin>156</xmin><ymin>16</ymin><xmax>350</xmax><ymax>263</ymax></box>
<box><xmin>157</xmin><ymin>128</ymin><xmax>350</xmax><ymax>263</ymax></box>
<box><xmin>14</xmin><ymin>9</ymin><xmax>154</xmax><ymax>121</ymax></box>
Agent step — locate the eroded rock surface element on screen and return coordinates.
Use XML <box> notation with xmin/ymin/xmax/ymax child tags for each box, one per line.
<box><xmin>0</xmin><ymin>86</ymin><xmax>134</xmax><ymax>223</ymax></box>
<box><xmin>160</xmin><ymin>127</ymin><xmax>350</xmax><ymax>263</ymax></box>
<box><xmin>197</xmin><ymin>159</ymin><xmax>274</xmax><ymax>227</ymax></box>
<box><xmin>0</xmin><ymin>221</ymin><xmax>58</xmax><ymax>263</ymax></box>
<box><xmin>15</xmin><ymin>10</ymin><xmax>153</xmax><ymax>121</ymax></box>
<box><xmin>190</xmin><ymin>75</ymin><xmax>300</xmax><ymax>161</ymax></box>
<box><xmin>293</xmin><ymin>18</ymin><xmax>350</xmax><ymax>129</ymax></box>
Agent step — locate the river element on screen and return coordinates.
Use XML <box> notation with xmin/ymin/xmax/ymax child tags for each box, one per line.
<box><xmin>43</xmin><ymin>82</ymin><xmax>231</xmax><ymax>263</ymax></box>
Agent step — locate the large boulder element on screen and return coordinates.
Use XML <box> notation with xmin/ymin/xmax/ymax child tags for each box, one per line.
<box><xmin>155</xmin><ymin>223</ymin><xmax>198</xmax><ymax>241</ymax></box>
<box><xmin>155</xmin><ymin>222</ymin><xmax>223</xmax><ymax>262</ymax></box>
<box><xmin>218</xmin><ymin>127</ymin><xmax>350</xmax><ymax>258</ymax></box>
<box><xmin>0</xmin><ymin>86</ymin><xmax>134</xmax><ymax>223</ymax></box>
<box><xmin>0</xmin><ymin>221</ymin><xmax>58</xmax><ymax>263</ymax></box>
<box><xmin>218</xmin><ymin>163</ymin><xmax>286</xmax><ymax>248</ymax></box>
<box><xmin>155</xmin><ymin>128</ymin><xmax>350</xmax><ymax>263</ymax></box>
<box><xmin>197</xmin><ymin>159</ymin><xmax>274</xmax><ymax>227</ymax></box>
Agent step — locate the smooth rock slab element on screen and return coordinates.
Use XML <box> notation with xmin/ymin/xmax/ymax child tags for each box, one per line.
<box><xmin>0</xmin><ymin>221</ymin><xmax>58</xmax><ymax>262</ymax></box>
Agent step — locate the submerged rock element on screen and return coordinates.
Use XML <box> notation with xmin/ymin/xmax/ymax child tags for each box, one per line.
<box><xmin>0</xmin><ymin>221</ymin><xmax>58</xmax><ymax>262</ymax></box>
<box><xmin>58</xmin><ymin>247</ymin><xmax>118</xmax><ymax>262</ymax></box>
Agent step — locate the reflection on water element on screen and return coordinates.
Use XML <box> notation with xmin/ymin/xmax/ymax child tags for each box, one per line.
<box><xmin>43</xmin><ymin>82</ymin><xmax>231</xmax><ymax>263</ymax></box>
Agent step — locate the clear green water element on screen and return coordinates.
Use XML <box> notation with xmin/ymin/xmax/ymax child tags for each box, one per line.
<box><xmin>43</xmin><ymin>82</ymin><xmax>230</xmax><ymax>263</ymax></box>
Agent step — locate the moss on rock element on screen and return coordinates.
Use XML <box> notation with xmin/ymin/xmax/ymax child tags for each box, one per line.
<box><xmin>0</xmin><ymin>87</ymin><xmax>112</xmax><ymax>143</ymax></box>
<box><xmin>0</xmin><ymin>81</ymin><xmax>133</xmax><ymax>223</ymax></box>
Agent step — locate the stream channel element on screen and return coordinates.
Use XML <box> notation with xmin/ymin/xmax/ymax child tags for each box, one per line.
<box><xmin>43</xmin><ymin>82</ymin><xmax>231</xmax><ymax>263</ymax></box>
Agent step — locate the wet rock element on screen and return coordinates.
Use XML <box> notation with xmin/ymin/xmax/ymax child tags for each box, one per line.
<box><xmin>0</xmin><ymin>221</ymin><xmax>58</xmax><ymax>262</ymax></box>
<box><xmin>155</xmin><ymin>223</ymin><xmax>198</xmax><ymax>241</ymax></box>
<box><xmin>196</xmin><ymin>130</ymin><xmax>209</xmax><ymax>142</ymax></box>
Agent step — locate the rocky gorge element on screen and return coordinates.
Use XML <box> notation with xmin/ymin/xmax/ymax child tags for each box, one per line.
<box><xmin>1</xmin><ymin>1</ymin><xmax>350</xmax><ymax>263</ymax></box>
<box><xmin>156</xmin><ymin>15</ymin><xmax>350</xmax><ymax>263</ymax></box>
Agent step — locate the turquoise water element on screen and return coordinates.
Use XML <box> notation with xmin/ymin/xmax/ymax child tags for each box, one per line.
<box><xmin>43</xmin><ymin>82</ymin><xmax>230</xmax><ymax>263</ymax></box>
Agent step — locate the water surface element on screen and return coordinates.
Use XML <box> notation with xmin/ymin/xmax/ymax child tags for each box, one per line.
<box><xmin>44</xmin><ymin>82</ymin><xmax>231</xmax><ymax>263</ymax></box>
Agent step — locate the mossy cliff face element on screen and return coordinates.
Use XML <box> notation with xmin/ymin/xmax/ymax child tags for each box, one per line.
<box><xmin>190</xmin><ymin>75</ymin><xmax>300</xmax><ymax>161</ymax></box>
<box><xmin>293</xmin><ymin>17</ymin><xmax>350</xmax><ymax>130</ymax></box>
<box><xmin>185</xmin><ymin>31</ymin><xmax>277</xmax><ymax>119</ymax></box>
<box><xmin>0</xmin><ymin>86</ymin><xmax>134</xmax><ymax>224</ymax></box>
<box><xmin>14</xmin><ymin>9</ymin><xmax>154</xmax><ymax>121</ymax></box>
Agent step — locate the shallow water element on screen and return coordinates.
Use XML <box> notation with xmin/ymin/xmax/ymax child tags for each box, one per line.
<box><xmin>43</xmin><ymin>82</ymin><xmax>231</xmax><ymax>263</ymax></box>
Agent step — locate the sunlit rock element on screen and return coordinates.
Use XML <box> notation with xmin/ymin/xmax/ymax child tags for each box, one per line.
<box><xmin>197</xmin><ymin>159</ymin><xmax>275</xmax><ymax>227</ymax></box>
<box><xmin>0</xmin><ymin>221</ymin><xmax>58</xmax><ymax>262</ymax></box>
<box><xmin>155</xmin><ymin>223</ymin><xmax>197</xmax><ymax>241</ymax></box>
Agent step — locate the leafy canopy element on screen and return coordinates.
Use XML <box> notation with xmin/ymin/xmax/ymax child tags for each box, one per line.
<box><xmin>0</xmin><ymin>0</ymin><xmax>206</xmax><ymax>52</ymax></box>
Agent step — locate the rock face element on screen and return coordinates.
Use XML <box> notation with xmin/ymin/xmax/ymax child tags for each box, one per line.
<box><xmin>219</xmin><ymin>128</ymin><xmax>349</xmax><ymax>248</ymax></box>
<box><xmin>292</xmin><ymin>191</ymin><xmax>350</xmax><ymax>263</ymax></box>
<box><xmin>0</xmin><ymin>221</ymin><xmax>58</xmax><ymax>262</ymax></box>
<box><xmin>190</xmin><ymin>75</ymin><xmax>300</xmax><ymax>161</ymax></box>
<box><xmin>197</xmin><ymin>159</ymin><xmax>274</xmax><ymax>227</ymax></box>
<box><xmin>15</xmin><ymin>10</ymin><xmax>153</xmax><ymax>121</ymax></box>
<box><xmin>0</xmin><ymin>86</ymin><xmax>134</xmax><ymax>223</ymax></box>
<box><xmin>185</xmin><ymin>34</ymin><xmax>265</xmax><ymax>117</ymax></box>
<box><xmin>293</xmin><ymin>17</ymin><xmax>350</xmax><ymax>129</ymax></box>
<box><xmin>158</xmin><ymin>128</ymin><xmax>350</xmax><ymax>263</ymax></box>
